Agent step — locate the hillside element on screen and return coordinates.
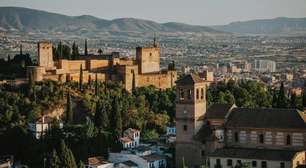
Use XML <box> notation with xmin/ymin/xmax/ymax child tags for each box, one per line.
<box><xmin>0</xmin><ymin>7</ymin><xmax>223</xmax><ymax>34</ymax></box>
<box><xmin>212</xmin><ymin>17</ymin><xmax>306</xmax><ymax>35</ymax></box>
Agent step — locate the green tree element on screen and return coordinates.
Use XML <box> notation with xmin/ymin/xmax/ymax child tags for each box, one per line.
<box><xmin>94</xmin><ymin>131</ymin><xmax>109</xmax><ymax>159</ymax></box>
<box><xmin>84</xmin><ymin>39</ymin><xmax>88</xmax><ymax>56</ymax></box>
<box><xmin>291</xmin><ymin>93</ymin><xmax>297</xmax><ymax>108</ymax></box>
<box><xmin>302</xmin><ymin>81</ymin><xmax>306</xmax><ymax>109</ymax></box>
<box><xmin>95</xmin><ymin>73</ymin><xmax>98</xmax><ymax>96</ymax></box>
<box><xmin>46</xmin><ymin>149</ymin><xmax>61</xmax><ymax>168</ymax></box>
<box><xmin>110</xmin><ymin>95</ymin><xmax>122</xmax><ymax>152</ymax></box>
<box><xmin>79</xmin><ymin>64</ymin><xmax>83</xmax><ymax>91</ymax></box>
<box><xmin>71</xmin><ymin>42</ymin><xmax>79</xmax><ymax>60</ymax></box>
<box><xmin>58</xmin><ymin>140</ymin><xmax>77</xmax><ymax>168</ymax></box>
<box><xmin>94</xmin><ymin>101</ymin><xmax>109</xmax><ymax>130</ymax></box>
<box><xmin>97</xmin><ymin>48</ymin><xmax>103</xmax><ymax>56</ymax></box>
<box><xmin>277</xmin><ymin>82</ymin><xmax>288</xmax><ymax>108</ymax></box>
<box><xmin>66</xmin><ymin>91</ymin><xmax>73</xmax><ymax>124</ymax></box>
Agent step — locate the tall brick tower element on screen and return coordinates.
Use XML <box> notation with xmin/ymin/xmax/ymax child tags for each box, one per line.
<box><xmin>136</xmin><ymin>38</ymin><xmax>160</xmax><ymax>74</ymax></box>
<box><xmin>38</xmin><ymin>41</ymin><xmax>54</xmax><ymax>69</ymax></box>
<box><xmin>175</xmin><ymin>74</ymin><xmax>206</xmax><ymax>168</ymax></box>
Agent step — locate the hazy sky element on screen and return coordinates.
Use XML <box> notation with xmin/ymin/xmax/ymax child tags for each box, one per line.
<box><xmin>1</xmin><ymin>0</ymin><xmax>306</xmax><ymax>25</ymax></box>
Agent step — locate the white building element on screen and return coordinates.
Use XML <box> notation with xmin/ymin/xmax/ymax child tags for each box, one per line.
<box><xmin>28</xmin><ymin>116</ymin><xmax>63</xmax><ymax>139</ymax></box>
<box><xmin>109</xmin><ymin>153</ymin><xmax>166</xmax><ymax>168</ymax></box>
<box><xmin>120</xmin><ymin>128</ymin><xmax>140</xmax><ymax>149</ymax></box>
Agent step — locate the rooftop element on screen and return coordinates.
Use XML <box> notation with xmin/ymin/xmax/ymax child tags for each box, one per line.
<box><xmin>208</xmin><ymin>148</ymin><xmax>297</xmax><ymax>161</ymax></box>
<box><xmin>176</xmin><ymin>74</ymin><xmax>203</xmax><ymax>85</ymax></box>
<box><xmin>88</xmin><ymin>156</ymin><xmax>110</xmax><ymax>166</ymax></box>
<box><xmin>226</xmin><ymin>107</ymin><xmax>306</xmax><ymax>129</ymax></box>
<box><xmin>141</xmin><ymin>153</ymin><xmax>165</xmax><ymax>162</ymax></box>
<box><xmin>206</xmin><ymin>104</ymin><xmax>234</xmax><ymax>120</ymax></box>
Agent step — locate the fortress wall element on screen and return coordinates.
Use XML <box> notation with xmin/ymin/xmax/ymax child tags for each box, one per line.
<box><xmin>88</xmin><ymin>60</ymin><xmax>110</xmax><ymax>71</ymax></box>
<box><xmin>137</xmin><ymin>71</ymin><xmax>177</xmax><ymax>89</ymax></box>
<box><xmin>58</xmin><ymin>60</ymin><xmax>87</xmax><ymax>72</ymax></box>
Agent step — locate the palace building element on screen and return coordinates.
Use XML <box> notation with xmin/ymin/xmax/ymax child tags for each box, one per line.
<box><xmin>175</xmin><ymin>74</ymin><xmax>306</xmax><ymax>168</ymax></box>
<box><xmin>27</xmin><ymin>40</ymin><xmax>177</xmax><ymax>91</ymax></box>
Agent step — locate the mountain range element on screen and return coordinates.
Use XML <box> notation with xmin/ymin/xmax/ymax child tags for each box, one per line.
<box><xmin>212</xmin><ymin>17</ymin><xmax>306</xmax><ymax>35</ymax></box>
<box><xmin>1</xmin><ymin>7</ymin><xmax>306</xmax><ymax>36</ymax></box>
<box><xmin>0</xmin><ymin>7</ymin><xmax>222</xmax><ymax>35</ymax></box>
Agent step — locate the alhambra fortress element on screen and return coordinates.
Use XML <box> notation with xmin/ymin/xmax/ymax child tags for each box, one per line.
<box><xmin>27</xmin><ymin>40</ymin><xmax>177</xmax><ymax>91</ymax></box>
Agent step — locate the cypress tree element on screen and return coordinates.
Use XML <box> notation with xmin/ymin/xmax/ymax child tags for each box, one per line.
<box><xmin>94</xmin><ymin>101</ymin><xmax>109</xmax><ymax>130</ymax></box>
<box><xmin>95</xmin><ymin>73</ymin><xmax>98</xmax><ymax>96</ymax></box>
<box><xmin>277</xmin><ymin>82</ymin><xmax>287</xmax><ymax>108</ymax></box>
<box><xmin>84</xmin><ymin>39</ymin><xmax>88</xmax><ymax>56</ymax></box>
<box><xmin>95</xmin><ymin>131</ymin><xmax>109</xmax><ymax>159</ymax></box>
<box><xmin>66</xmin><ymin>91</ymin><xmax>73</xmax><ymax>124</ymax></box>
<box><xmin>290</xmin><ymin>93</ymin><xmax>297</xmax><ymax>109</ymax></box>
<box><xmin>110</xmin><ymin>95</ymin><xmax>123</xmax><ymax>152</ymax></box>
<box><xmin>88</xmin><ymin>75</ymin><xmax>92</xmax><ymax>86</ymax></box>
<box><xmin>71</xmin><ymin>42</ymin><xmax>79</xmax><ymax>60</ymax></box>
<box><xmin>302</xmin><ymin>80</ymin><xmax>306</xmax><ymax>109</ymax></box>
<box><xmin>79</xmin><ymin>64</ymin><xmax>83</xmax><ymax>91</ymax></box>
<box><xmin>58</xmin><ymin>140</ymin><xmax>77</xmax><ymax>168</ymax></box>
<box><xmin>46</xmin><ymin>149</ymin><xmax>61</xmax><ymax>168</ymax></box>
<box><xmin>132</xmin><ymin>70</ymin><xmax>136</xmax><ymax>94</ymax></box>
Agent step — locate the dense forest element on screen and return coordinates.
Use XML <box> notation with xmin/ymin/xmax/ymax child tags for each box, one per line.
<box><xmin>0</xmin><ymin>79</ymin><xmax>175</xmax><ymax>168</ymax></box>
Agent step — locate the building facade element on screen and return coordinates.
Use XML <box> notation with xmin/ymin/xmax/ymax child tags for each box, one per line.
<box><xmin>175</xmin><ymin>74</ymin><xmax>306</xmax><ymax>168</ymax></box>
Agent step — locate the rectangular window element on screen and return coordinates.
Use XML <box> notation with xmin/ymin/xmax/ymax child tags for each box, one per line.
<box><xmin>259</xmin><ymin>134</ymin><xmax>264</xmax><ymax>144</ymax></box>
<box><xmin>234</xmin><ymin>132</ymin><xmax>239</xmax><ymax>143</ymax></box>
<box><xmin>201</xmin><ymin>150</ymin><xmax>205</xmax><ymax>156</ymax></box>
<box><xmin>183</xmin><ymin>125</ymin><xmax>187</xmax><ymax>131</ymax></box>
<box><xmin>188</xmin><ymin>89</ymin><xmax>192</xmax><ymax>100</ymax></box>
<box><xmin>227</xmin><ymin>159</ymin><xmax>232</xmax><ymax>166</ymax></box>
<box><xmin>252</xmin><ymin>161</ymin><xmax>257</xmax><ymax>167</ymax></box>
<box><xmin>196</xmin><ymin>89</ymin><xmax>199</xmax><ymax>100</ymax></box>
<box><xmin>201</xmin><ymin>88</ymin><xmax>204</xmax><ymax>99</ymax></box>
<box><xmin>280</xmin><ymin>162</ymin><xmax>285</xmax><ymax>168</ymax></box>
<box><xmin>261</xmin><ymin>161</ymin><xmax>267</xmax><ymax>168</ymax></box>
<box><xmin>180</xmin><ymin>89</ymin><xmax>184</xmax><ymax>100</ymax></box>
<box><xmin>216</xmin><ymin>159</ymin><xmax>221</xmax><ymax>165</ymax></box>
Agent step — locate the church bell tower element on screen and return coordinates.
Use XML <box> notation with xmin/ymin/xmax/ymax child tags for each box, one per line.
<box><xmin>175</xmin><ymin>74</ymin><xmax>207</xmax><ymax>167</ymax></box>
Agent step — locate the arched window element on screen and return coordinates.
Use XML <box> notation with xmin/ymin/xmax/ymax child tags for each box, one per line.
<box><xmin>259</xmin><ymin>134</ymin><xmax>264</xmax><ymax>144</ymax></box>
<box><xmin>286</xmin><ymin>135</ymin><xmax>291</xmax><ymax>145</ymax></box>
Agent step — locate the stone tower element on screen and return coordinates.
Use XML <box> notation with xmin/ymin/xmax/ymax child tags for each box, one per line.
<box><xmin>38</xmin><ymin>42</ymin><xmax>54</xmax><ymax>69</ymax></box>
<box><xmin>136</xmin><ymin>39</ymin><xmax>160</xmax><ymax>74</ymax></box>
<box><xmin>175</xmin><ymin>74</ymin><xmax>207</xmax><ymax>168</ymax></box>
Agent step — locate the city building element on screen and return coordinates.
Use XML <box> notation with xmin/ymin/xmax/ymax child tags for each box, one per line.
<box><xmin>120</xmin><ymin>128</ymin><xmax>140</xmax><ymax>149</ymax></box>
<box><xmin>27</xmin><ymin>40</ymin><xmax>177</xmax><ymax>92</ymax></box>
<box><xmin>254</xmin><ymin>59</ymin><xmax>276</xmax><ymax>73</ymax></box>
<box><xmin>175</xmin><ymin>74</ymin><xmax>306</xmax><ymax>168</ymax></box>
